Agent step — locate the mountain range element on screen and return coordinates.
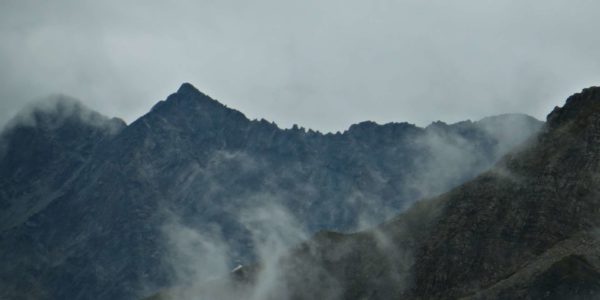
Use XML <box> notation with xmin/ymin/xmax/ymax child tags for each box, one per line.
<box><xmin>160</xmin><ymin>86</ymin><xmax>600</xmax><ymax>300</ymax></box>
<box><xmin>0</xmin><ymin>83</ymin><xmax>543</xmax><ymax>299</ymax></box>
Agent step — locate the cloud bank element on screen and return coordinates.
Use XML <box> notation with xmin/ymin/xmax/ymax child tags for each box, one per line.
<box><xmin>1</xmin><ymin>0</ymin><xmax>600</xmax><ymax>132</ymax></box>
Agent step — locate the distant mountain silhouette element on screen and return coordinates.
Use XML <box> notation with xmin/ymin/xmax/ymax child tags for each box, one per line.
<box><xmin>0</xmin><ymin>84</ymin><xmax>542</xmax><ymax>299</ymax></box>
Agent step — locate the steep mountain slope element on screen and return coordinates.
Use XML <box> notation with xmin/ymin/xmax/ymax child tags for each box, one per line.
<box><xmin>219</xmin><ymin>86</ymin><xmax>600</xmax><ymax>300</ymax></box>
<box><xmin>414</xmin><ymin>86</ymin><xmax>600</xmax><ymax>299</ymax></box>
<box><xmin>0</xmin><ymin>83</ymin><xmax>542</xmax><ymax>299</ymax></box>
<box><xmin>0</xmin><ymin>97</ymin><xmax>127</xmax><ymax>299</ymax></box>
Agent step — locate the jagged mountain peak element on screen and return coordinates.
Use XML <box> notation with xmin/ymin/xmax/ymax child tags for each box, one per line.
<box><xmin>146</xmin><ymin>83</ymin><xmax>249</xmax><ymax>129</ymax></box>
<box><xmin>169</xmin><ymin>82</ymin><xmax>217</xmax><ymax>106</ymax></box>
<box><xmin>547</xmin><ymin>86</ymin><xmax>600</xmax><ymax>128</ymax></box>
<box><xmin>176</xmin><ymin>82</ymin><xmax>204</xmax><ymax>95</ymax></box>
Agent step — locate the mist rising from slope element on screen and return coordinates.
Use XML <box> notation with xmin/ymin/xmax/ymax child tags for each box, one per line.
<box><xmin>151</xmin><ymin>116</ymin><xmax>543</xmax><ymax>299</ymax></box>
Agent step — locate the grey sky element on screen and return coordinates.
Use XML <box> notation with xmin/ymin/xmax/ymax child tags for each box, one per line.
<box><xmin>1</xmin><ymin>0</ymin><xmax>599</xmax><ymax>132</ymax></box>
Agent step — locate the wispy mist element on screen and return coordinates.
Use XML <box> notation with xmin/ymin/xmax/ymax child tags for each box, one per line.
<box><xmin>145</xmin><ymin>114</ymin><xmax>542</xmax><ymax>299</ymax></box>
<box><xmin>158</xmin><ymin>204</ymin><xmax>312</xmax><ymax>300</ymax></box>
<box><xmin>3</xmin><ymin>94</ymin><xmax>125</xmax><ymax>133</ymax></box>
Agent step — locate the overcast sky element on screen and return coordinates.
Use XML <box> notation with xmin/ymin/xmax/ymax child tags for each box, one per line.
<box><xmin>1</xmin><ymin>0</ymin><xmax>599</xmax><ymax>132</ymax></box>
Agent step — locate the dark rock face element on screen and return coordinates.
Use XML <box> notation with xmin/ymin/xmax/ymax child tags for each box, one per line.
<box><xmin>0</xmin><ymin>84</ymin><xmax>542</xmax><ymax>300</ymax></box>
<box><xmin>245</xmin><ymin>86</ymin><xmax>600</xmax><ymax>300</ymax></box>
<box><xmin>414</xmin><ymin>86</ymin><xmax>600</xmax><ymax>299</ymax></box>
<box><xmin>526</xmin><ymin>255</ymin><xmax>600</xmax><ymax>300</ymax></box>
